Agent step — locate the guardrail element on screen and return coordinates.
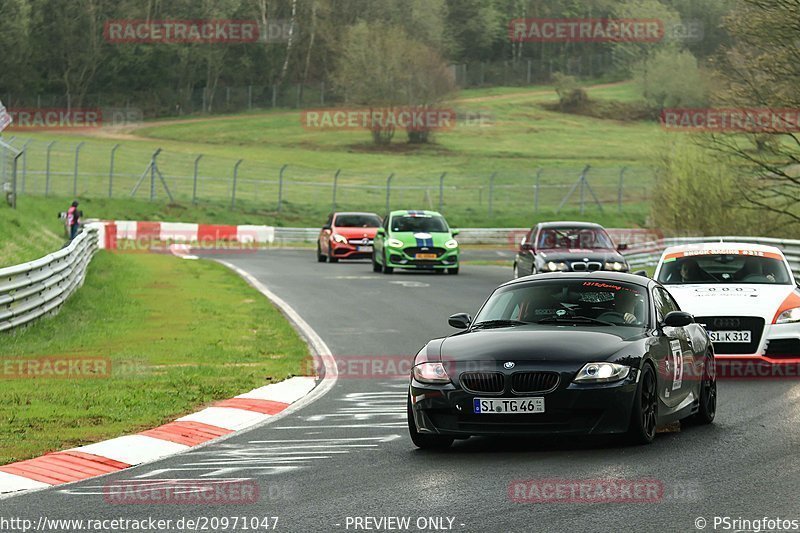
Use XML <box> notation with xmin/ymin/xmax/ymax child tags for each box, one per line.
<box><xmin>0</xmin><ymin>225</ymin><xmax>99</xmax><ymax>332</ymax></box>
<box><xmin>622</xmin><ymin>236</ymin><xmax>800</xmax><ymax>279</ymax></box>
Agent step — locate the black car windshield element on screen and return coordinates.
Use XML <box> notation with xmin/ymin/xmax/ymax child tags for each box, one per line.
<box><xmin>334</xmin><ymin>214</ymin><xmax>382</xmax><ymax>227</ymax></box>
<box><xmin>537</xmin><ymin>228</ymin><xmax>615</xmax><ymax>250</ymax></box>
<box><xmin>474</xmin><ymin>279</ymin><xmax>649</xmax><ymax>328</ymax></box>
<box><xmin>657</xmin><ymin>253</ymin><xmax>792</xmax><ymax>285</ymax></box>
<box><xmin>391</xmin><ymin>215</ymin><xmax>448</xmax><ymax>233</ymax></box>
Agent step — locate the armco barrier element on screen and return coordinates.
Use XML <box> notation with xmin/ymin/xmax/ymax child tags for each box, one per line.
<box><xmin>622</xmin><ymin>236</ymin><xmax>800</xmax><ymax>279</ymax></box>
<box><xmin>0</xmin><ymin>225</ymin><xmax>99</xmax><ymax>332</ymax></box>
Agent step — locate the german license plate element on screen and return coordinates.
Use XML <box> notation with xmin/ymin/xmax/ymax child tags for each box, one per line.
<box><xmin>708</xmin><ymin>330</ymin><xmax>751</xmax><ymax>343</ymax></box>
<box><xmin>415</xmin><ymin>253</ymin><xmax>437</xmax><ymax>259</ymax></box>
<box><xmin>357</xmin><ymin>245</ymin><xmax>372</xmax><ymax>251</ymax></box>
<box><xmin>473</xmin><ymin>397</ymin><xmax>544</xmax><ymax>414</ymax></box>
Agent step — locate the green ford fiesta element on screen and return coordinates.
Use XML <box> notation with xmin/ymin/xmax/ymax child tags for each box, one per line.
<box><xmin>372</xmin><ymin>210</ymin><xmax>460</xmax><ymax>274</ymax></box>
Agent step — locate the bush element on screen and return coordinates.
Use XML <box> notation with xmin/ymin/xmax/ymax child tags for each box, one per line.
<box><xmin>650</xmin><ymin>139</ymin><xmax>774</xmax><ymax>236</ymax></box>
<box><xmin>552</xmin><ymin>73</ymin><xmax>588</xmax><ymax>111</ymax></box>
<box><xmin>635</xmin><ymin>48</ymin><xmax>709</xmax><ymax>109</ymax></box>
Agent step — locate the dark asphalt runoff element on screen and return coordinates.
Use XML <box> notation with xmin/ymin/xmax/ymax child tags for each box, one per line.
<box><xmin>1</xmin><ymin>250</ymin><xmax>799</xmax><ymax>533</ymax></box>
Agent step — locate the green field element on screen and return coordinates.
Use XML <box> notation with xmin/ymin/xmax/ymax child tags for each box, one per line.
<box><xmin>0</xmin><ymin>251</ymin><xmax>310</xmax><ymax>464</ymax></box>
<box><xmin>2</xmin><ymin>81</ymin><xmax>664</xmax><ymax>229</ymax></box>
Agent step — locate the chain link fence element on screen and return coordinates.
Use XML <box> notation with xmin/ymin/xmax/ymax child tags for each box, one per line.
<box><xmin>3</xmin><ymin>136</ymin><xmax>654</xmax><ymax>217</ymax></box>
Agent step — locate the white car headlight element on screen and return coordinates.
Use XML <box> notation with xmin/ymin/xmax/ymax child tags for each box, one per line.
<box><xmin>387</xmin><ymin>238</ymin><xmax>404</xmax><ymax>248</ymax></box>
<box><xmin>775</xmin><ymin>307</ymin><xmax>800</xmax><ymax>324</ymax></box>
<box><xmin>445</xmin><ymin>239</ymin><xmax>459</xmax><ymax>249</ymax></box>
<box><xmin>332</xmin><ymin>234</ymin><xmax>349</xmax><ymax>244</ymax></box>
<box><xmin>412</xmin><ymin>362</ymin><xmax>451</xmax><ymax>384</ymax></box>
<box><xmin>604</xmin><ymin>261</ymin><xmax>627</xmax><ymax>272</ymax></box>
<box><xmin>573</xmin><ymin>362</ymin><xmax>631</xmax><ymax>383</ymax></box>
<box><xmin>543</xmin><ymin>261</ymin><xmax>568</xmax><ymax>272</ymax></box>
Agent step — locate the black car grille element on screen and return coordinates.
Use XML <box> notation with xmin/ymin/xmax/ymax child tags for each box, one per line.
<box><xmin>765</xmin><ymin>339</ymin><xmax>800</xmax><ymax>359</ymax></box>
<box><xmin>696</xmin><ymin>316</ymin><xmax>765</xmax><ymax>355</ymax></box>
<box><xmin>460</xmin><ymin>372</ymin><xmax>504</xmax><ymax>394</ymax></box>
<box><xmin>570</xmin><ymin>261</ymin><xmax>603</xmax><ymax>272</ymax></box>
<box><xmin>403</xmin><ymin>247</ymin><xmax>446</xmax><ymax>257</ymax></box>
<box><xmin>511</xmin><ymin>372</ymin><xmax>560</xmax><ymax>393</ymax></box>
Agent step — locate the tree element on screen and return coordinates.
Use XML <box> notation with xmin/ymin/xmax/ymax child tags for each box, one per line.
<box><xmin>332</xmin><ymin>22</ymin><xmax>454</xmax><ymax>145</ymax></box>
<box><xmin>707</xmin><ymin>0</ymin><xmax>800</xmax><ymax>227</ymax></box>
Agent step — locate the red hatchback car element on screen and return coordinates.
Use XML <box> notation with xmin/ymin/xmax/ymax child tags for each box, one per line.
<box><xmin>317</xmin><ymin>212</ymin><xmax>383</xmax><ymax>262</ymax></box>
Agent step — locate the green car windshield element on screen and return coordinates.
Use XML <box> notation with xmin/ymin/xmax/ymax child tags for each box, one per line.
<box><xmin>391</xmin><ymin>215</ymin><xmax>448</xmax><ymax>233</ymax></box>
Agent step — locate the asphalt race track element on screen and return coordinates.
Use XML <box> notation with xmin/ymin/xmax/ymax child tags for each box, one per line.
<box><xmin>2</xmin><ymin>250</ymin><xmax>799</xmax><ymax>532</ymax></box>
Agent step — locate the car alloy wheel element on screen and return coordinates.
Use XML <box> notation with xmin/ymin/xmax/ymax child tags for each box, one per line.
<box><xmin>627</xmin><ymin>363</ymin><xmax>657</xmax><ymax>445</ymax></box>
<box><xmin>689</xmin><ymin>353</ymin><xmax>716</xmax><ymax>425</ymax></box>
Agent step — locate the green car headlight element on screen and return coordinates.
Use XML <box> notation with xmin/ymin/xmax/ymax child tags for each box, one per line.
<box><xmin>445</xmin><ymin>239</ymin><xmax>459</xmax><ymax>249</ymax></box>
<box><xmin>387</xmin><ymin>238</ymin><xmax>404</xmax><ymax>248</ymax></box>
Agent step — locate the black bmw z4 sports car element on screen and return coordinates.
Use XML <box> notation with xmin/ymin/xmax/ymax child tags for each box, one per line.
<box><xmin>407</xmin><ymin>272</ymin><xmax>717</xmax><ymax>449</ymax></box>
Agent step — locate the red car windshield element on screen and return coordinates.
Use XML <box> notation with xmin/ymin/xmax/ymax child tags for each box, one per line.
<box><xmin>537</xmin><ymin>228</ymin><xmax>614</xmax><ymax>250</ymax></box>
<box><xmin>334</xmin><ymin>214</ymin><xmax>382</xmax><ymax>228</ymax></box>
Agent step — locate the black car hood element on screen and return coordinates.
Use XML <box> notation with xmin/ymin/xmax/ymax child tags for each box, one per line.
<box><xmin>439</xmin><ymin>326</ymin><xmax>646</xmax><ymax>364</ymax></box>
<box><xmin>537</xmin><ymin>248</ymin><xmax>624</xmax><ymax>263</ymax></box>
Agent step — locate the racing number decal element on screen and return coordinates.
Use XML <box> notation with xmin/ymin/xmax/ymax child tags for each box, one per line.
<box><xmin>670</xmin><ymin>339</ymin><xmax>683</xmax><ymax>390</ymax></box>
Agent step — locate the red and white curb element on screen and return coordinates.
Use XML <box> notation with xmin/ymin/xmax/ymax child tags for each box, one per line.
<box><xmin>0</xmin><ymin>260</ymin><xmax>337</xmax><ymax>497</ymax></box>
<box><xmin>0</xmin><ymin>377</ymin><xmax>315</xmax><ymax>494</ymax></box>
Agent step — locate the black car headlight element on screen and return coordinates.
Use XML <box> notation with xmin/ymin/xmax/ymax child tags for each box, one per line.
<box><xmin>573</xmin><ymin>362</ymin><xmax>631</xmax><ymax>383</ymax></box>
<box><xmin>413</xmin><ymin>362</ymin><xmax>451</xmax><ymax>384</ymax></box>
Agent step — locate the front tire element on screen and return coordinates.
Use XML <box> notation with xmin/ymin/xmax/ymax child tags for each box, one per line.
<box><xmin>687</xmin><ymin>353</ymin><xmax>716</xmax><ymax>425</ymax></box>
<box><xmin>383</xmin><ymin>252</ymin><xmax>394</xmax><ymax>274</ymax></box>
<box><xmin>316</xmin><ymin>244</ymin><xmax>326</xmax><ymax>263</ymax></box>
<box><xmin>372</xmin><ymin>251</ymin><xmax>383</xmax><ymax>273</ymax></box>
<box><xmin>407</xmin><ymin>395</ymin><xmax>453</xmax><ymax>450</ymax></box>
<box><xmin>448</xmin><ymin>266</ymin><xmax>459</xmax><ymax>275</ymax></box>
<box><xmin>626</xmin><ymin>363</ymin><xmax>658</xmax><ymax>445</ymax></box>
<box><xmin>513</xmin><ymin>262</ymin><xmax>519</xmax><ymax>278</ymax></box>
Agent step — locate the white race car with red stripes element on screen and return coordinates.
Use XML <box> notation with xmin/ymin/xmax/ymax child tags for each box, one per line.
<box><xmin>654</xmin><ymin>242</ymin><xmax>800</xmax><ymax>363</ymax></box>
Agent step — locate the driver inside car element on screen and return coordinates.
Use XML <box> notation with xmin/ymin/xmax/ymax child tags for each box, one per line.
<box><xmin>614</xmin><ymin>289</ymin><xmax>644</xmax><ymax>325</ymax></box>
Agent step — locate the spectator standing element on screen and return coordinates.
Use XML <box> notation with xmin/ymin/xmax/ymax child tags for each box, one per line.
<box><xmin>67</xmin><ymin>201</ymin><xmax>80</xmax><ymax>240</ymax></box>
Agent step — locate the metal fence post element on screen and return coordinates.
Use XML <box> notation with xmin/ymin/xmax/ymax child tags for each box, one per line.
<box><xmin>20</xmin><ymin>140</ymin><xmax>31</xmax><ymax>194</ymax></box>
<box><xmin>45</xmin><ymin>141</ymin><xmax>55</xmax><ymax>196</ymax></box>
<box><xmin>278</xmin><ymin>164</ymin><xmax>287</xmax><ymax>213</ymax></box>
<box><xmin>488</xmin><ymin>172</ymin><xmax>496</xmax><ymax>217</ymax></box>
<box><xmin>385</xmin><ymin>173</ymin><xmax>394</xmax><ymax>213</ymax></box>
<box><xmin>192</xmin><ymin>155</ymin><xmax>203</xmax><ymax>204</ymax></box>
<box><xmin>534</xmin><ymin>168</ymin><xmax>542</xmax><ymax>213</ymax></box>
<box><xmin>231</xmin><ymin>159</ymin><xmax>243</xmax><ymax>208</ymax></box>
<box><xmin>332</xmin><ymin>169</ymin><xmax>340</xmax><ymax>210</ymax></box>
<box><xmin>73</xmin><ymin>141</ymin><xmax>84</xmax><ymax>196</ymax></box>
<box><xmin>109</xmin><ymin>143</ymin><xmax>120</xmax><ymax>198</ymax></box>
<box><xmin>438</xmin><ymin>172</ymin><xmax>446</xmax><ymax>212</ymax></box>
<box><xmin>618</xmin><ymin>167</ymin><xmax>627</xmax><ymax>213</ymax></box>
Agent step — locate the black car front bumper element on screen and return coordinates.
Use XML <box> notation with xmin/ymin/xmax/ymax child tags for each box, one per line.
<box><xmin>410</xmin><ymin>369</ymin><xmax>639</xmax><ymax>437</ymax></box>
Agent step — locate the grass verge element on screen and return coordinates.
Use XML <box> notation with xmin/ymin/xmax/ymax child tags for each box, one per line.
<box><xmin>0</xmin><ymin>251</ymin><xmax>310</xmax><ymax>464</ymax></box>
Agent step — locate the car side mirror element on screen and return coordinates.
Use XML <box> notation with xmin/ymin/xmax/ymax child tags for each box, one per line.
<box><xmin>663</xmin><ymin>311</ymin><xmax>693</xmax><ymax>328</ymax></box>
<box><xmin>617</xmin><ymin>243</ymin><xmax>628</xmax><ymax>251</ymax></box>
<box><xmin>376</xmin><ymin>228</ymin><xmax>385</xmax><ymax>236</ymax></box>
<box><xmin>322</xmin><ymin>224</ymin><xmax>331</xmax><ymax>231</ymax></box>
<box><xmin>451</xmin><ymin>229</ymin><xmax>460</xmax><ymax>236</ymax></box>
<box><xmin>634</xmin><ymin>270</ymin><xmax>649</xmax><ymax>277</ymax></box>
<box><xmin>448</xmin><ymin>313</ymin><xmax>472</xmax><ymax>329</ymax></box>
